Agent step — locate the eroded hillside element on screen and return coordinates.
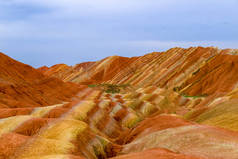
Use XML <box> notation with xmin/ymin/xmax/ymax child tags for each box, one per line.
<box><xmin>0</xmin><ymin>53</ymin><xmax>80</xmax><ymax>112</ymax></box>
<box><xmin>1</xmin><ymin>47</ymin><xmax>238</xmax><ymax>159</ymax></box>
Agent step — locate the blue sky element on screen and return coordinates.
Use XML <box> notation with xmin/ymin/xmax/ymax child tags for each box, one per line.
<box><xmin>0</xmin><ymin>0</ymin><xmax>237</xmax><ymax>67</ymax></box>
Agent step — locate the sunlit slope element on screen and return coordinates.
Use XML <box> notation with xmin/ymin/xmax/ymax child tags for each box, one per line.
<box><xmin>0</xmin><ymin>53</ymin><xmax>80</xmax><ymax>108</ymax></box>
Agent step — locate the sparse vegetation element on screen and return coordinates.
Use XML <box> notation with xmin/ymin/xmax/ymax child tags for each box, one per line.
<box><xmin>88</xmin><ymin>83</ymin><xmax>131</xmax><ymax>93</ymax></box>
<box><xmin>181</xmin><ymin>93</ymin><xmax>208</xmax><ymax>99</ymax></box>
<box><xmin>88</xmin><ymin>84</ymin><xmax>97</xmax><ymax>88</ymax></box>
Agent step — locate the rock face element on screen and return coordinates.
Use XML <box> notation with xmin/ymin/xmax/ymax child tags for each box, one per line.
<box><xmin>1</xmin><ymin>47</ymin><xmax>238</xmax><ymax>159</ymax></box>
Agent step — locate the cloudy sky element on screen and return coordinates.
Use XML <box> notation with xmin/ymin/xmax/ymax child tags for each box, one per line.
<box><xmin>0</xmin><ymin>0</ymin><xmax>237</xmax><ymax>67</ymax></box>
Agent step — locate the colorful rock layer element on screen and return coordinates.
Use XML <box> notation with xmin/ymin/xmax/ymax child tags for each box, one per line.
<box><xmin>1</xmin><ymin>47</ymin><xmax>238</xmax><ymax>159</ymax></box>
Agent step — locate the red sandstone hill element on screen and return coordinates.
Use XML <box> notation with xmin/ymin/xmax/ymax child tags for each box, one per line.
<box><xmin>0</xmin><ymin>52</ymin><xmax>79</xmax><ymax>108</ymax></box>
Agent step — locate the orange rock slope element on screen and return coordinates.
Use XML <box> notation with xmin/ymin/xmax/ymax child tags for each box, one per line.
<box><xmin>0</xmin><ymin>53</ymin><xmax>80</xmax><ymax>108</ymax></box>
<box><xmin>1</xmin><ymin>47</ymin><xmax>238</xmax><ymax>159</ymax></box>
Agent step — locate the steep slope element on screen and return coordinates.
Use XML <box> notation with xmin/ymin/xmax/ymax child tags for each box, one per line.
<box><xmin>0</xmin><ymin>52</ymin><xmax>79</xmax><ymax>108</ymax></box>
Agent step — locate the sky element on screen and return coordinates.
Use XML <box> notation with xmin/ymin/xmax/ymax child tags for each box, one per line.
<box><xmin>0</xmin><ymin>0</ymin><xmax>237</xmax><ymax>67</ymax></box>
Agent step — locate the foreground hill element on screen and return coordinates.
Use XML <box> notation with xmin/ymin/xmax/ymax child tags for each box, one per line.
<box><xmin>1</xmin><ymin>47</ymin><xmax>238</xmax><ymax>159</ymax></box>
<box><xmin>0</xmin><ymin>53</ymin><xmax>80</xmax><ymax>109</ymax></box>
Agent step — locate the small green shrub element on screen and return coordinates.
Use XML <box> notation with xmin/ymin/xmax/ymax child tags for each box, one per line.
<box><xmin>105</xmin><ymin>84</ymin><xmax>121</xmax><ymax>94</ymax></box>
<box><xmin>88</xmin><ymin>83</ymin><xmax>131</xmax><ymax>94</ymax></box>
<box><xmin>181</xmin><ymin>93</ymin><xmax>208</xmax><ymax>99</ymax></box>
<box><xmin>88</xmin><ymin>84</ymin><xmax>97</xmax><ymax>88</ymax></box>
